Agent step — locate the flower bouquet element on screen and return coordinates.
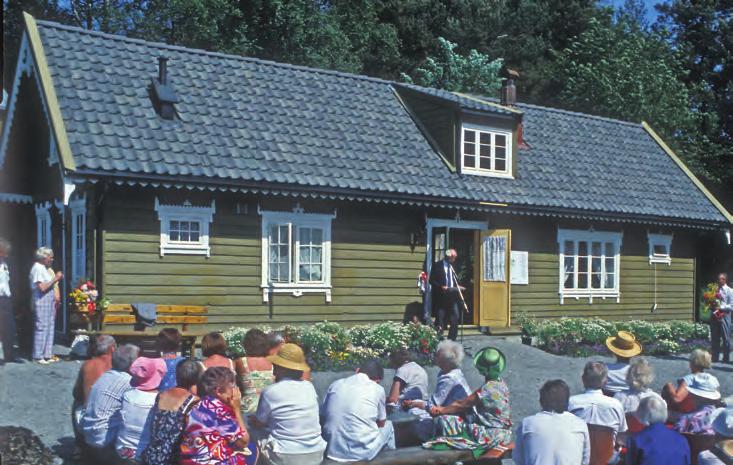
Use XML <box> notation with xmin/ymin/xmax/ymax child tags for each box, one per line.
<box><xmin>69</xmin><ymin>280</ymin><xmax>109</xmax><ymax>330</ymax></box>
<box><xmin>702</xmin><ymin>282</ymin><xmax>725</xmax><ymax>321</ymax></box>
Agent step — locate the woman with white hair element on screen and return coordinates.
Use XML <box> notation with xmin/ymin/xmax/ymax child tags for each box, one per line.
<box><xmin>614</xmin><ymin>358</ymin><xmax>666</xmax><ymax>433</ymax></box>
<box><xmin>403</xmin><ymin>340</ymin><xmax>471</xmax><ymax>440</ymax></box>
<box><xmin>29</xmin><ymin>247</ymin><xmax>63</xmax><ymax>364</ymax></box>
<box><xmin>626</xmin><ymin>396</ymin><xmax>691</xmax><ymax>465</ymax></box>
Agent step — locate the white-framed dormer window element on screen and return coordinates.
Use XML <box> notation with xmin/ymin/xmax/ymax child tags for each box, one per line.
<box><xmin>648</xmin><ymin>233</ymin><xmax>672</xmax><ymax>265</ymax></box>
<box><xmin>154</xmin><ymin>198</ymin><xmax>215</xmax><ymax>257</ymax></box>
<box><xmin>558</xmin><ymin>228</ymin><xmax>623</xmax><ymax>304</ymax></box>
<box><xmin>34</xmin><ymin>202</ymin><xmax>52</xmax><ymax>248</ymax></box>
<box><xmin>461</xmin><ymin>123</ymin><xmax>513</xmax><ymax>178</ymax></box>
<box><xmin>70</xmin><ymin>197</ymin><xmax>86</xmax><ymax>284</ymax></box>
<box><xmin>260</xmin><ymin>206</ymin><xmax>334</xmax><ymax>303</ymax></box>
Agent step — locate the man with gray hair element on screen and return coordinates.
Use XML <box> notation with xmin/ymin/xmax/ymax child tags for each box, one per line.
<box><xmin>80</xmin><ymin>343</ymin><xmax>139</xmax><ymax>455</ymax></box>
<box><xmin>568</xmin><ymin>362</ymin><xmax>627</xmax><ymax>438</ymax></box>
<box><xmin>626</xmin><ymin>396</ymin><xmax>691</xmax><ymax>465</ymax></box>
<box><xmin>429</xmin><ymin>249</ymin><xmax>465</xmax><ymax>340</ymax></box>
<box><xmin>73</xmin><ymin>335</ymin><xmax>117</xmax><ymax>404</ymax></box>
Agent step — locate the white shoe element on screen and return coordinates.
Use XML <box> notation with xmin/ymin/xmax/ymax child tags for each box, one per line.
<box><xmin>35</xmin><ymin>359</ymin><xmax>50</xmax><ymax>365</ymax></box>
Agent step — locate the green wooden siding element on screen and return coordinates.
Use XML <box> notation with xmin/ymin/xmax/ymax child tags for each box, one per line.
<box><xmin>101</xmin><ymin>191</ymin><xmax>425</xmax><ymax>330</ymax></box>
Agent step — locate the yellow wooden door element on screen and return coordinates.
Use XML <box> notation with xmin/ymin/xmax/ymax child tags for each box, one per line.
<box><xmin>478</xmin><ymin>229</ymin><xmax>511</xmax><ymax>327</ymax></box>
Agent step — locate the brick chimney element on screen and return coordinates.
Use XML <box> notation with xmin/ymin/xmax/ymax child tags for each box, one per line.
<box><xmin>500</xmin><ymin>69</ymin><xmax>520</xmax><ymax>106</ymax></box>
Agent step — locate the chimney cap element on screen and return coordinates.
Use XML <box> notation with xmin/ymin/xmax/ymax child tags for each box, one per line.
<box><xmin>505</xmin><ymin>68</ymin><xmax>520</xmax><ymax>79</ymax></box>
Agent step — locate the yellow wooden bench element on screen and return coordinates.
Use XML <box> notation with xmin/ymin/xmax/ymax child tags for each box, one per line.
<box><xmin>321</xmin><ymin>444</ymin><xmax>513</xmax><ymax>465</ymax></box>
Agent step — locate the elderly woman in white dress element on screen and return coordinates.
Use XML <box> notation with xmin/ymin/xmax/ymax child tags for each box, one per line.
<box><xmin>403</xmin><ymin>340</ymin><xmax>471</xmax><ymax>440</ymax></box>
<box><xmin>29</xmin><ymin>247</ymin><xmax>63</xmax><ymax>364</ymax></box>
<box><xmin>613</xmin><ymin>357</ymin><xmax>666</xmax><ymax>434</ymax></box>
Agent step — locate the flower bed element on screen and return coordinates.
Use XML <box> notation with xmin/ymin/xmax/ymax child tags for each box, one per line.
<box><xmin>518</xmin><ymin>315</ymin><xmax>709</xmax><ymax>357</ymax></box>
<box><xmin>223</xmin><ymin>321</ymin><xmax>439</xmax><ymax>371</ymax></box>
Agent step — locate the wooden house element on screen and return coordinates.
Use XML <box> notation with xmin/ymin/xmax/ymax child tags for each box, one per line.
<box><xmin>1</xmin><ymin>14</ymin><xmax>731</xmax><ymax>334</ymax></box>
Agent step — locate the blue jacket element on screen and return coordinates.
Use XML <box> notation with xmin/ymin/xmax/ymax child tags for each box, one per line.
<box><xmin>626</xmin><ymin>423</ymin><xmax>691</xmax><ymax>465</ymax></box>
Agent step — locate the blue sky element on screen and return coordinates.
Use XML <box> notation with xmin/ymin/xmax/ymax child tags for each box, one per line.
<box><xmin>601</xmin><ymin>0</ymin><xmax>668</xmax><ymax>24</ymax></box>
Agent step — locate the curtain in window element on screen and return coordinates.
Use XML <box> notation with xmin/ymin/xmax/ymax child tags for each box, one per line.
<box><xmin>268</xmin><ymin>224</ymin><xmax>290</xmax><ymax>283</ymax></box>
<box><xmin>483</xmin><ymin>236</ymin><xmax>506</xmax><ymax>282</ymax></box>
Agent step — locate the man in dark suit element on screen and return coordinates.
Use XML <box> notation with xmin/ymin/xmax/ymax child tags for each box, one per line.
<box><xmin>429</xmin><ymin>249</ymin><xmax>464</xmax><ymax>341</ymax></box>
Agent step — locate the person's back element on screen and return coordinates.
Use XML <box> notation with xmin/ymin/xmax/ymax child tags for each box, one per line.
<box><xmin>322</xmin><ymin>372</ymin><xmax>388</xmax><ymax>461</ymax></box>
<box><xmin>569</xmin><ymin>362</ymin><xmax>627</xmax><ymax>436</ymax></box>
<box><xmin>515</xmin><ymin>411</ymin><xmax>589</xmax><ymax>465</ymax></box>
<box><xmin>395</xmin><ymin>361</ymin><xmax>429</xmax><ymax>401</ymax></box>
<box><xmin>258</xmin><ymin>378</ymin><xmax>324</xmax><ymax>452</ymax></box>
<box><xmin>81</xmin><ymin>369</ymin><xmax>132</xmax><ymax>447</ymax></box>
<box><xmin>628</xmin><ymin>423</ymin><xmax>690</xmax><ymax>465</ymax></box>
<box><xmin>116</xmin><ymin>388</ymin><xmax>157</xmax><ymax>460</ymax></box>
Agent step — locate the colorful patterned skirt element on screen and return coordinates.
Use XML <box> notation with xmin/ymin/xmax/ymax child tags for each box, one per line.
<box><xmin>423</xmin><ymin>414</ymin><xmax>512</xmax><ymax>457</ymax></box>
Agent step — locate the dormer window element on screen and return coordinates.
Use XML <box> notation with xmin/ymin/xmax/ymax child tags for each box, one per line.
<box><xmin>461</xmin><ymin>124</ymin><xmax>512</xmax><ymax>178</ymax></box>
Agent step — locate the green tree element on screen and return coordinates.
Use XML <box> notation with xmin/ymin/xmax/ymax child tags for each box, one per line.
<box><xmin>401</xmin><ymin>37</ymin><xmax>503</xmax><ymax>95</ymax></box>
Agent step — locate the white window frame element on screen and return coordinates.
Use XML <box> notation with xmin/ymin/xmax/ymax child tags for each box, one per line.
<box><xmin>34</xmin><ymin>201</ymin><xmax>52</xmax><ymax>248</ymax></box>
<box><xmin>70</xmin><ymin>197</ymin><xmax>86</xmax><ymax>284</ymax></box>
<box><xmin>260</xmin><ymin>207</ymin><xmax>334</xmax><ymax>303</ymax></box>
<box><xmin>154</xmin><ymin>198</ymin><xmax>215</xmax><ymax>257</ymax></box>
<box><xmin>460</xmin><ymin>123</ymin><xmax>513</xmax><ymax>179</ymax></box>
<box><xmin>648</xmin><ymin>233</ymin><xmax>672</xmax><ymax>265</ymax></box>
<box><xmin>557</xmin><ymin>228</ymin><xmax>623</xmax><ymax>304</ymax></box>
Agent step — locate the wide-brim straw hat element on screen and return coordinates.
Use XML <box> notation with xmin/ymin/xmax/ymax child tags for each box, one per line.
<box><xmin>472</xmin><ymin>346</ymin><xmax>506</xmax><ymax>379</ymax></box>
<box><xmin>605</xmin><ymin>331</ymin><xmax>643</xmax><ymax>358</ymax></box>
<box><xmin>129</xmin><ymin>356</ymin><xmax>167</xmax><ymax>391</ymax></box>
<box><xmin>712</xmin><ymin>408</ymin><xmax>733</xmax><ymax>437</ymax></box>
<box><xmin>715</xmin><ymin>439</ymin><xmax>733</xmax><ymax>459</ymax></box>
<box><xmin>267</xmin><ymin>342</ymin><xmax>310</xmax><ymax>372</ymax></box>
<box><xmin>687</xmin><ymin>372</ymin><xmax>721</xmax><ymax>400</ymax></box>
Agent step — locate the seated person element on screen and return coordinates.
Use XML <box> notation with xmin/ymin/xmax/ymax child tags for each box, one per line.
<box><xmin>403</xmin><ymin>340</ymin><xmax>471</xmax><ymax>440</ymax></box>
<box><xmin>699</xmin><ymin>407</ymin><xmax>733</xmax><ymax>465</ymax></box>
<box><xmin>80</xmin><ymin>344</ymin><xmax>139</xmax><ymax>458</ymax></box>
<box><xmin>386</xmin><ymin>348</ymin><xmax>429</xmax><ymax>408</ymax></box>
<box><xmin>157</xmin><ymin>328</ymin><xmax>185</xmax><ymax>391</ymax></box>
<box><xmin>200</xmin><ymin>332</ymin><xmax>235</xmax><ymax>372</ymax></box>
<box><xmin>322</xmin><ymin>359</ymin><xmax>395</xmax><ymax>462</ymax></box>
<box><xmin>142</xmin><ymin>359</ymin><xmax>203</xmax><ymax>465</ymax></box>
<box><xmin>116</xmin><ymin>356</ymin><xmax>167</xmax><ymax>462</ymax></box>
<box><xmin>73</xmin><ymin>334</ymin><xmax>117</xmax><ymax>406</ymax></box>
<box><xmin>569</xmin><ymin>361</ymin><xmax>627</xmax><ymax>441</ymax></box>
<box><xmin>613</xmin><ymin>358</ymin><xmax>666</xmax><ymax>433</ymax></box>
<box><xmin>604</xmin><ymin>331</ymin><xmax>642</xmax><ymax>396</ymax></box>
<box><xmin>426</xmin><ymin>347</ymin><xmax>512</xmax><ymax>453</ymax></box>
<box><xmin>626</xmin><ymin>396</ymin><xmax>691</xmax><ymax>465</ymax></box>
<box><xmin>664</xmin><ymin>349</ymin><xmax>716</xmax><ymax>415</ymax></box>
<box><xmin>250</xmin><ymin>343</ymin><xmax>326</xmax><ymax>465</ymax></box>
<box><xmin>234</xmin><ymin>329</ymin><xmax>274</xmax><ymax>415</ymax></box>
<box><xmin>180</xmin><ymin>366</ymin><xmax>255</xmax><ymax>465</ymax></box>
<box><xmin>674</xmin><ymin>374</ymin><xmax>721</xmax><ymax>436</ymax></box>
<box><xmin>514</xmin><ymin>379</ymin><xmax>590</xmax><ymax>465</ymax></box>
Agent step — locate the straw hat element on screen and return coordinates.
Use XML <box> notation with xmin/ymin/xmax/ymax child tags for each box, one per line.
<box><xmin>129</xmin><ymin>357</ymin><xmax>167</xmax><ymax>391</ymax></box>
<box><xmin>267</xmin><ymin>343</ymin><xmax>310</xmax><ymax>372</ymax></box>
<box><xmin>472</xmin><ymin>346</ymin><xmax>506</xmax><ymax>380</ymax></box>
<box><xmin>687</xmin><ymin>372</ymin><xmax>721</xmax><ymax>400</ymax></box>
<box><xmin>714</xmin><ymin>439</ymin><xmax>733</xmax><ymax>459</ymax></box>
<box><xmin>605</xmin><ymin>331</ymin><xmax>642</xmax><ymax>358</ymax></box>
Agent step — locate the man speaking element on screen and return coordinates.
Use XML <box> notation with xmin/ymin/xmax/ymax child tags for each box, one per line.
<box><xmin>429</xmin><ymin>249</ymin><xmax>465</xmax><ymax>341</ymax></box>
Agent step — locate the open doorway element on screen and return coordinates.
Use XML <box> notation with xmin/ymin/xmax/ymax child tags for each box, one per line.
<box><xmin>429</xmin><ymin>225</ymin><xmax>478</xmax><ymax>325</ymax></box>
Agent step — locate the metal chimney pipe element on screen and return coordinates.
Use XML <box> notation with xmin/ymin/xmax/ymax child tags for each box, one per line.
<box><xmin>500</xmin><ymin>78</ymin><xmax>516</xmax><ymax>106</ymax></box>
<box><xmin>158</xmin><ymin>56</ymin><xmax>168</xmax><ymax>84</ymax></box>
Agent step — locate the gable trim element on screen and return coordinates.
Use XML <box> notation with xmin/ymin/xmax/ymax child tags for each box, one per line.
<box><xmin>641</xmin><ymin>121</ymin><xmax>733</xmax><ymax>224</ymax></box>
<box><xmin>0</xmin><ymin>35</ymin><xmax>32</xmax><ymax>168</ymax></box>
<box><xmin>22</xmin><ymin>12</ymin><xmax>75</xmax><ymax>171</ymax></box>
<box><xmin>452</xmin><ymin>92</ymin><xmax>523</xmax><ymax>115</ymax></box>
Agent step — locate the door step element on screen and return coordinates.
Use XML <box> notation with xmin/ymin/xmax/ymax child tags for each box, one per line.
<box><xmin>455</xmin><ymin>325</ymin><xmax>522</xmax><ymax>336</ymax></box>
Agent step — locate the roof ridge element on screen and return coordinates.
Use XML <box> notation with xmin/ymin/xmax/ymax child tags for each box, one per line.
<box><xmin>516</xmin><ymin>101</ymin><xmax>642</xmax><ymax>128</ymax></box>
<box><xmin>35</xmin><ymin>19</ymin><xmax>395</xmax><ymax>86</ymax></box>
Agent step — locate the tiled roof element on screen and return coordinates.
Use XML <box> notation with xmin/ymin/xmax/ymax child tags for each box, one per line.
<box><xmin>31</xmin><ymin>19</ymin><xmax>728</xmax><ymax>225</ymax></box>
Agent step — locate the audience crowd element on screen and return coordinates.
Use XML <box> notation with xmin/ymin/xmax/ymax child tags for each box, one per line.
<box><xmin>70</xmin><ymin>327</ymin><xmax>733</xmax><ymax>465</ymax></box>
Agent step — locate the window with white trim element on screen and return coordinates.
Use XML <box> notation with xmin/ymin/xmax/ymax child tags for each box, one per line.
<box><xmin>154</xmin><ymin>198</ymin><xmax>215</xmax><ymax>256</ymax></box>
<box><xmin>260</xmin><ymin>208</ymin><xmax>333</xmax><ymax>302</ymax></box>
<box><xmin>34</xmin><ymin>202</ymin><xmax>52</xmax><ymax>248</ymax></box>
<box><xmin>648</xmin><ymin>233</ymin><xmax>672</xmax><ymax>265</ymax></box>
<box><xmin>558</xmin><ymin>229</ymin><xmax>623</xmax><ymax>303</ymax></box>
<box><xmin>461</xmin><ymin>124</ymin><xmax>512</xmax><ymax>177</ymax></box>
<box><xmin>70</xmin><ymin>198</ymin><xmax>86</xmax><ymax>284</ymax></box>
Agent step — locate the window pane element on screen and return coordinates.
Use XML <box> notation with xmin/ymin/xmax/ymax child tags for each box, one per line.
<box><xmin>495</xmin><ymin>147</ymin><xmax>506</xmax><ymax>159</ymax></box>
<box><xmin>464</xmin><ymin>155</ymin><xmax>476</xmax><ymax>168</ymax></box>
<box><xmin>564</xmin><ymin>256</ymin><xmax>575</xmax><ymax>289</ymax></box>
<box><xmin>578</xmin><ymin>242</ymin><xmax>587</xmax><ymax>256</ymax></box>
<box><xmin>578</xmin><ymin>256</ymin><xmax>588</xmax><ymax>273</ymax></box>
<box><xmin>605</xmin><ymin>242</ymin><xmax>615</xmax><ymax>256</ymax></box>
<box><xmin>495</xmin><ymin>134</ymin><xmax>506</xmax><ymax>146</ymax></box>
<box><xmin>480</xmin><ymin>157</ymin><xmax>491</xmax><ymax>170</ymax></box>
<box><xmin>591</xmin><ymin>273</ymin><xmax>601</xmax><ymax>289</ymax></box>
<box><xmin>564</xmin><ymin>241</ymin><xmax>575</xmax><ymax>255</ymax></box>
<box><xmin>190</xmin><ymin>222</ymin><xmax>200</xmax><ymax>232</ymax></box>
<box><xmin>479</xmin><ymin>132</ymin><xmax>491</xmax><ymax>144</ymax></box>
<box><xmin>463</xmin><ymin>143</ymin><xmax>475</xmax><ymax>155</ymax></box>
<box><xmin>605</xmin><ymin>273</ymin><xmax>615</xmax><ymax>288</ymax></box>
<box><xmin>495</xmin><ymin>159</ymin><xmax>506</xmax><ymax>172</ymax></box>
<box><xmin>592</xmin><ymin>242</ymin><xmax>601</xmax><ymax>256</ymax></box>
<box><xmin>300</xmin><ymin>228</ymin><xmax>311</xmax><ymax>243</ymax></box>
<box><xmin>480</xmin><ymin>145</ymin><xmax>491</xmax><ymax>157</ymax></box>
<box><xmin>578</xmin><ymin>273</ymin><xmax>588</xmax><ymax>288</ymax></box>
<box><xmin>464</xmin><ymin>130</ymin><xmax>475</xmax><ymax>142</ymax></box>
<box><xmin>605</xmin><ymin>257</ymin><xmax>615</xmax><ymax>272</ymax></box>
<box><xmin>311</xmin><ymin>265</ymin><xmax>322</xmax><ymax>281</ymax></box>
<box><xmin>299</xmin><ymin>247</ymin><xmax>310</xmax><ymax>263</ymax></box>
<box><xmin>170</xmin><ymin>220</ymin><xmax>179</xmax><ymax>230</ymax></box>
<box><xmin>592</xmin><ymin>257</ymin><xmax>601</xmax><ymax>273</ymax></box>
<box><xmin>190</xmin><ymin>231</ymin><xmax>200</xmax><ymax>242</ymax></box>
<box><xmin>653</xmin><ymin>244</ymin><xmax>667</xmax><ymax>255</ymax></box>
<box><xmin>311</xmin><ymin>229</ymin><xmax>323</xmax><ymax>244</ymax></box>
<box><xmin>169</xmin><ymin>230</ymin><xmax>180</xmax><ymax>241</ymax></box>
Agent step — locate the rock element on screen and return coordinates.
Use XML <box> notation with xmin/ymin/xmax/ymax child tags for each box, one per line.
<box><xmin>0</xmin><ymin>426</ymin><xmax>57</xmax><ymax>465</ymax></box>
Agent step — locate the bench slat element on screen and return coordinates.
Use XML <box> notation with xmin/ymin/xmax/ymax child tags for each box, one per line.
<box><xmin>105</xmin><ymin>304</ymin><xmax>206</xmax><ymax>314</ymax></box>
<box><xmin>103</xmin><ymin>315</ymin><xmax>207</xmax><ymax>325</ymax></box>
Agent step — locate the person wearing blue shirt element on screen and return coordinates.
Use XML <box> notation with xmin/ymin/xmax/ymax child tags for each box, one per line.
<box><xmin>626</xmin><ymin>396</ymin><xmax>690</xmax><ymax>465</ymax></box>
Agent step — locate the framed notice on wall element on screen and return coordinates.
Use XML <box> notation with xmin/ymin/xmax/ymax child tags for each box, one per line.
<box><xmin>510</xmin><ymin>251</ymin><xmax>529</xmax><ymax>285</ymax></box>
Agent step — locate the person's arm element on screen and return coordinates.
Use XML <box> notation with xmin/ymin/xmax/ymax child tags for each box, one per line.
<box><xmin>430</xmin><ymin>391</ymin><xmax>479</xmax><ymax>416</ymax></box>
<box><xmin>35</xmin><ymin>271</ymin><xmax>62</xmax><ymax>294</ymax></box>
<box><xmin>722</xmin><ymin>288</ymin><xmax>733</xmax><ymax>312</ymax></box>
<box><xmin>376</xmin><ymin>390</ymin><xmax>387</xmax><ymax>428</ymax></box>
<box><xmin>72</xmin><ymin>366</ymin><xmax>84</xmax><ymax>403</ymax></box>
<box><xmin>625</xmin><ymin>434</ymin><xmax>638</xmax><ymax>465</ymax></box>
<box><xmin>387</xmin><ymin>378</ymin><xmax>405</xmax><ymax>405</ymax></box>
<box><xmin>665</xmin><ymin>380</ymin><xmax>689</xmax><ymax>404</ymax></box>
<box><xmin>226</xmin><ymin>387</ymin><xmax>250</xmax><ymax>446</ymax></box>
<box><xmin>582</xmin><ymin>425</ymin><xmax>591</xmax><ymax>465</ymax></box>
<box><xmin>513</xmin><ymin>422</ymin><xmax>524</xmax><ymax>465</ymax></box>
<box><xmin>249</xmin><ymin>389</ymin><xmax>270</xmax><ymax>429</ymax></box>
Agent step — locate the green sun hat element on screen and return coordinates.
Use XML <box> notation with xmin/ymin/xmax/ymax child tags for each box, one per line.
<box><xmin>472</xmin><ymin>346</ymin><xmax>507</xmax><ymax>380</ymax></box>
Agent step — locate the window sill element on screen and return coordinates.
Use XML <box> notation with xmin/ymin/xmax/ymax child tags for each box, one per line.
<box><xmin>649</xmin><ymin>257</ymin><xmax>671</xmax><ymax>265</ymax></box>
<box><xmin>261</xmin><ymin>284</ymin><xmax>332</xmax><ymax>303</ymax></box>
<box><xmin>559</xmin><ymin>290</ymin><xmax>620</xmax><ymax>304</ymax></box>
<box><xmin>160</xmin><ymin>245</ymin><xmax>210</xmax><ymax>257</ymax></box>
<box><xmin>461</xmin><ymin>169</ymin><xmax>514</xmax><ymax>179</ymax></box>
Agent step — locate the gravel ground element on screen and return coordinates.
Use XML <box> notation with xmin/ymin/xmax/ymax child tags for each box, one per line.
<box><xmin>2</xmin><ymin>336</ymin><xmax>733</xmax><ymax>464</ymax></box>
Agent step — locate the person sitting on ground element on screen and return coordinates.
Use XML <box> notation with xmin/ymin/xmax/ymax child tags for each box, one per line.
<box><xmin>322</xmin><ymin>358</ymin><xmax>395</xmax><ymax>462</ymax></box>
<box><xmin>403</xmin><ymin>340</ymin><xmax>471</xmax><ymax>440</ymax></box>
<box><xmin>200</xmin><ymin>332</ymin><xmax>235</xmax><ymax>372</ymax></box>
<box><xmin>386</xmin><ymin>348</ymin><xmax>429</xmax><ymax>409</ymax></box>
<box><xmin>156</xmin><ymin>328</ymin><xmax>185</xmax><ymax>392</ymax></box>
<box><xmin>235</xmin><ymin>328</ymin><xmax>275</xmax><ymax>415</ymax></box>
<box><xmin>674</xmin><ymin>373</ymin><xmax>721</xmax><ymax>436</ymax></box>
<box><xmin>514</xmin><ymin>379</ymin><xmax>590</xmax><ymax>465</ymax></box>
<box><xmin>613</xmin><ymin>357</ymin><xmax>666</xmax><ymax>433</ymax></box>
<box><xmin>249</xmin><ymin>343</ymin><xmax>326</xmax><ymax>465</ymax></box>
<box><xmin>664</xmin><ymin>348</ymin><xmax>717</xmax><ymax>415</ymax></box>
<box><xmin>180</xmin><ymin>366</ymin><xmax>255</xmax><ymax>465</ymax></box>
<box><xmin>80</xmin><ymin>344</ymin><xmax>139</xmax><ymax>459</ymax></box>
<box><xmin>569</xmin><ymin>361</ymin><xmax>628</xmax><ymax>441</ymax></box>
<box><xmin>116</xmin><ymin>357</ymin><xmax>167</xmax><ymax>462</ymax></box>
<box><xmin>604</xmin><ymin>331</ymin><xmax>643</xmax><ymax>396</ymax></box>
<box><xmin>73</xmin><ymin>335</ymin><xmax>117</xmax><ymax>405</ymax></box>
<box><xmin>698</xmin><ymin>407</ymin><xmax>733</xmax><ymax>465</ymax></box>
<box><xmin>425</xmin><ymin>346</ymin><xmax>512</xmax><ymax>454</ymax></box>
<box><xmin>142</xmin><ymin>359</ymin><xmax>203</xmax><ymax>465</ymax></box>
<box><xmin>626</xmin><ymin>396</ymin><xmax>691</xmax><ymax>465</ymax></box>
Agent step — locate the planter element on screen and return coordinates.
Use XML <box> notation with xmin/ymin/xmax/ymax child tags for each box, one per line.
<box><xmin>72</xmin><ymin>304</ymin><xmax>103</xmax><ymax>331</ymax></box>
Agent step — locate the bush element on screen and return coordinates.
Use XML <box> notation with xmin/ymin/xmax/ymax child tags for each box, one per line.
<box><xmin>519</xmin><ymin>316</ymin><xmax>709</xmax><ymax>357</ymax></box>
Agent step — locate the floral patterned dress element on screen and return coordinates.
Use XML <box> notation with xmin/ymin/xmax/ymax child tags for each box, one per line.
<box><xmin>426</xmin><ymin>379</ymin><xmax>513</xmax><ymax>454</ymax></box>
<box><xmin>238</xmin><ymin>357</ymin><xmax>274</xmax><ymax>415</ymax></box>
<box><xmin>179</xmin><ymin>396</ymin><xmax>256</xmax><ymax>465</ymax></box>
<box><xmin>141</xmin><ymin>394</ymin><xmax>198</xmax><ymax>465</ymax></box>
